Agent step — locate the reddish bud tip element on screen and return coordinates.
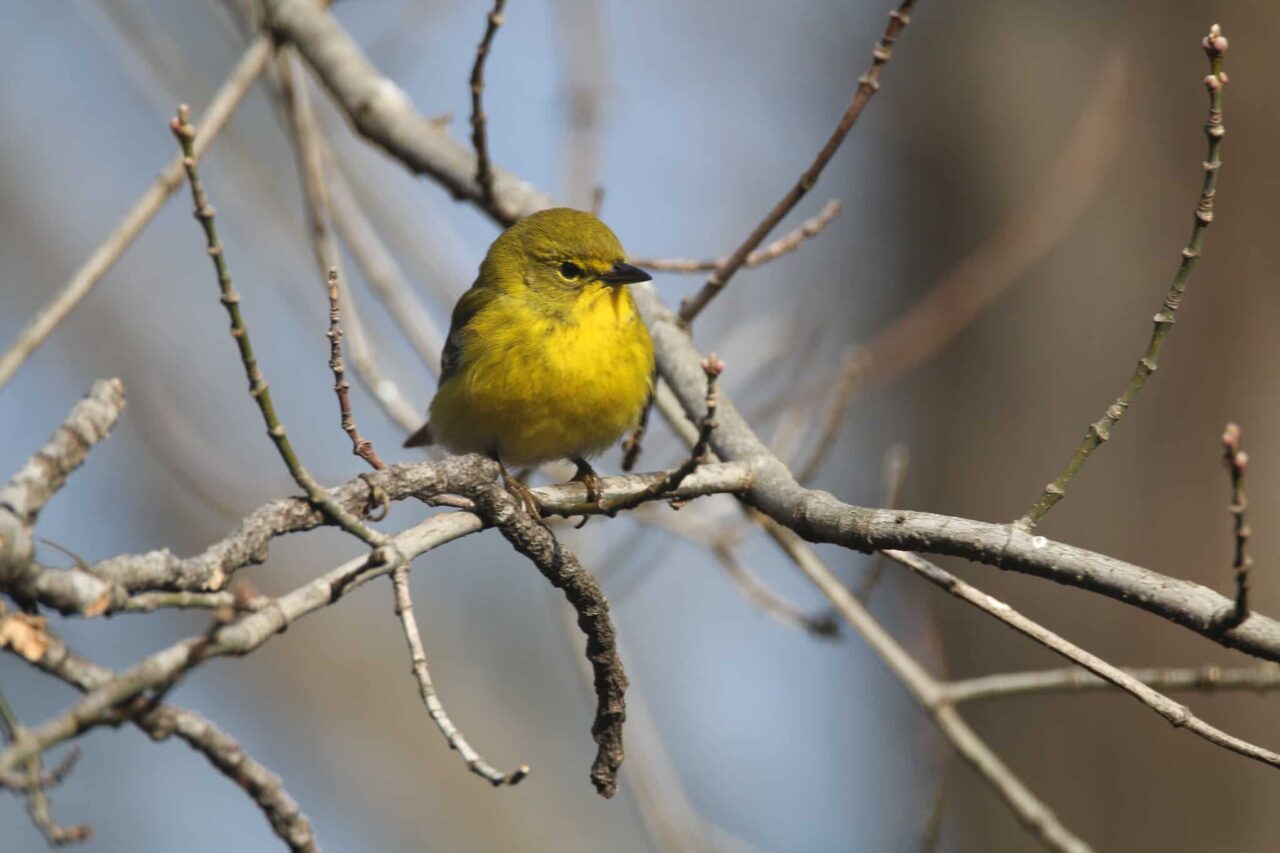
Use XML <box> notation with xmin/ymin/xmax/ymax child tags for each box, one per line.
<box><xmin>701</xmin><ymin>354</ymin><xmax>726</xmax><ymax>378</ymax></box>
<box><xmin>1236</xmin><ymin>451</ymin><xmax>1249</xmax><ymax>471</ymax></box>
<box><xmin>1222</xmin><ymin>422</ymin><xmax>1241</xmax><ymax>448</ymax></box>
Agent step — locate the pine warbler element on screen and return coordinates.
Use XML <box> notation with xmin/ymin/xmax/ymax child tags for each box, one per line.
<box><xmin>405</xmin><ymin>208</ymin><xmax>655</xmax><ymax>510</ymax></box>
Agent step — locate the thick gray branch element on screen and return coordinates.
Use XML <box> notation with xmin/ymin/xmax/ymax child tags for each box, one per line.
<box><xmin>0</xmin><ymin>380</ymin><xmax>126</xmax><ymax>613</ymax></box>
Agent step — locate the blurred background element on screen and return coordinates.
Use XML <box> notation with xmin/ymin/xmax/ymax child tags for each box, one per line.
<box><xmin>2</xmin><ymin>1</ymin><xmax>1279</xmax><ymax>850</ymax></box>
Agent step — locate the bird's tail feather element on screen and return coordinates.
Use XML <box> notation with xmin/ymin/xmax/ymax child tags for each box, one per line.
<box><xmin>403</xmin><ymin>421</ymin><xmax>434</xmax><ymax>448</ymax></box>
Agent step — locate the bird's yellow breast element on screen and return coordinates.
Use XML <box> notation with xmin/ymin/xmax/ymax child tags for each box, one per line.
<box><xmin>428</xmin><ymin>283</ymin><xmax>654</xmax><ymax>466</ymax></box>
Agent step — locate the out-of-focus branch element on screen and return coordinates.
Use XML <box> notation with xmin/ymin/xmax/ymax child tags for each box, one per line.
<box><xmin>263</xmin><ymin>0</ymin><xmax>553</xmax><ymax>226</ymax></box>
<box><xmin>322</xmin><ymin>143</ymin><xmax>444</xmax><ymax>375</ymax></box>
<box><xmin>0</xmin><ymin>379</ymin><xmax>126</xmax><ymax>613</ymax></box>
<box><xmin>852</xmin><ymin>443</ymin><xmax>909</xmax><ymax>602</ymax></box>
<box><xmin>1220</xmin><ymin>422</ymin><xmax>1251</xmax><ymax>628</ymax></box>
<box><xmin>274</xmin><ymin>49</ymin><xmax>421</xmax><ymax>434</ymax></box>
<box><xmin>1019</xmin><ymin>28</ymin><xmax>1228</xmax><ymax>528</ymax></box>
<box><xmin>633</xmin><ymin>199</ymin><xmax>842</xmax><ymax>274</ymax></box>
<box><xmin>943</xmin><ymin>663</ymin><xmax>1280</xmax><ymax>705</ymax></box>
<box><xmin>886</xmin><ymin>549</ymin><xmax>1280</xmax><ymax>772</ymax></box>
<box><xmin>675</xmin><ymin>0</ymin><xmax>917</xmax><ymax>325</ymax></box>
<box><xmin>635</xmin><ymin>284</ymin><xmax>1280</xmax><ymax>664</ymax></box>
<box><xmin>0</xmin><ymin>35</ymin><xmax>272</xmax><ymax>391</ymax></box>
<box><xmin>555</xmin><ymin>0</ymin><xmax>607</xmax><ymax>209</ymax></box>
<box><xmin>469</xmin><ymin>0</ymin><xmax>508</xmax><ymax>207</ymax></box>
<box><xmin>771</xmin><ymin>527</ymin><xmax>1091</xmax><ymax>852</ymax></box>
<box><xmin>859</xmin><ymin>46</ymin><xmax>1129</xmax><ymax>395</ymax></box>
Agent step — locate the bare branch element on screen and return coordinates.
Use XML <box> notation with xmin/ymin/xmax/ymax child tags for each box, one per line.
<box><xmin>15</xmin><ymin>627</ymin><xmax>317</xmax><ymax>851</ymax></box>
<box><xmin>1019</xmin><ymin>28</ymin><xmax>1229</xmax><ymax>528</ymax></box>
<box><xmin>263</xmin><ymin>0</ymin><xmax>553</xmax><ymax>226</ymax></box>
<box><xmin>943</xmin><ymin>663</ymin><xmax>1280</xmax><ymax>705</ymax></box>
<box><xmin>391</xmin><ymin>566</ymin><xmax>529</xmax><ymax>787</ymax></box>
<box><xmin>469</xmin><ymin>0</ymin><xmax>508</xmax><ymax>207</ymax></box>
<box><xmin>463</xmin><ymin>480</ymin><xmax>628</xmax><ymax>798</ymax></box>
<box><xmin>887</xmin><ymin>549</ymin><xmax>1280</xmax><ymax>772</ymax></box>
<box><xmin>171</xmin><ymin>105</ymin><xmax>383</xmax><ymax>549</ymax></box>
<box><xmin>636</xmin><ymin>284</ymin><xmax>1280</xmax><ymax>664</ymax></box>
<box><xmin>0</xmin><ymin>379</ymin><xmax>126</xmax><ymax>613</ymax></box>
<box><xmin>770</xmin><ymin>528</ymin><xmax>1091</xmax><ymax>852</ymax></box>
<box><xmin>675</xmin><ymin>1</ymin><xmax>917</xmax><ymax>325</ymax></box>
<box><xmin>0</xmin><ymin>686</ymin><xmax>91</xmax><ymax>846</ymax></box>
<box><xmin>274</xmin><ymin>49</ymin><xmax>421</xmax><ymax>434</ymax></box>
<box><xmin>0</xmin><ymin>36</ymin><xmax>272</xmax><ymax>391</ymax></box>
<box><xmin>327</xmin><ymin>269</ymin><xmax>386</xmax><ymax>470</ymax></box>
<box><xmin>634</xmin><ymin>199</ymin><xmax>842</xmax><ymax>274</ymax></box>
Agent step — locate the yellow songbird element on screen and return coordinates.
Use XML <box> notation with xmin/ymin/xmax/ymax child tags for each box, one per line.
<box><xmin>404</xmin><ymin>208</ymin><xmax>655</xmax><ymax>511</ymax></box>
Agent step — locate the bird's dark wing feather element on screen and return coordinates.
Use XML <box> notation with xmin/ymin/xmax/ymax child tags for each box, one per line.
<box><xmin>439</xmin><ymin>284</ymin><xmax>496</xmax><ymax>385</ymax></box>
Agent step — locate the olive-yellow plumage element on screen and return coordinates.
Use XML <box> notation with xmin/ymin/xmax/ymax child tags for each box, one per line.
<box><xmin>404</xmin><ymin>208</ymin><xmax>655</xmax><ymax>468</ymax></box>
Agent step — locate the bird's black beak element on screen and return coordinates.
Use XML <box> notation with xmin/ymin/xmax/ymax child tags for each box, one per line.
<box><xmin>599</xmin><ymin>261</ymin><xmax>652</xmax><ymax>286</ymax></box>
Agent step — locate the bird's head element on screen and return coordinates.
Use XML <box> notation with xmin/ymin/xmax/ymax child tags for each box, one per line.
<box><xmin>480</xmin><ymin>208</ymin><xmax>651</xmax><ymax>309</ymax></box>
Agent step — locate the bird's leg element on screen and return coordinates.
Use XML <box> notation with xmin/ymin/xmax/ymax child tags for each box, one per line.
<box><xmin>497</xmin><ymin>457</ymin><xmax>542</xmax><ymax>518</ymax></box>
<box><xmin>572</xmin><ymin>457</ymin><xmax>605</xmax><ymax>509</ymax></box>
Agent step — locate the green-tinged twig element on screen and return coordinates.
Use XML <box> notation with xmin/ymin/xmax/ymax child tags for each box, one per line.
<box><xmin>470</xmin><ymin>0</ymin><xmax>508</xmax><ymax>207</ymax></box>
<box><xmin>1220</xmin><ymin>422</ymin><xmax>1251</xmax><ymax>628</ymax></box>
<box><xmin>1019</xmin><ymin>26</ymin><xmax>1229</xmax><ymax>528</ymax></box>
<box><xmin>603</xmin><ymin>355</ymin><xmax>722</xmax><ymax>514</ymax></box>
<box><xmin>676</xmin><ymin>1</ymin><xmax>916</xmax><ymax>325</ymax></box>
<box><xmin>170</xmin><ymin>105</ymin><xmax>384</xmax><ymax>549</ymax></box>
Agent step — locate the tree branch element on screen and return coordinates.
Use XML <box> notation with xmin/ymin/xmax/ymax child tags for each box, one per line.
<box><xmin>675</xmin><ymin>1</ymin><xmax>916</xmax><ymax>325</ymax></box>
<box><xmin>0</xmin><ymin>35</ymin><xmax>273</xmax><ymax>391</ymax></box>
<box><xmin>1019</xmin><ymin>26</ymin><xmax>1229</xmax><ymax>528</ymax></box>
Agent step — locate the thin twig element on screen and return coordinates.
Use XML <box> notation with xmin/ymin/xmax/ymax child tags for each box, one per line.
<box><xmin>327</xmin><ymin>270</ymin><xmax>385</xmax><ymax>470</ymax></box>
<box><xmin>710</xmin><ymin>539</ymin><xmax>839</xmax><ymax>637</ymax></box>
<box><xmin>0</xmin><ymin>687</ymin><xmax>91</xmax><ymax>846</ymax></box>
<box><xmin>391</xmin><ymin>566</ymin><xmax>529</xmax><ymax>786</ymax></box>
<box><xmin>771</xmin><ymin>530</ymin><xmax>1091</xmax><ymax>852</ymax></box>
<box><xmin>886</xmin><ymin>549</ymin><xmax>1280</xmax><ymax>773</ymax></box>
<box><xmin>853</xmin><ymin>444</ymin><xmax>909</xmax><ymax>603</ymax></box>
<box><xmin>470</xmin><ymin>0</ymin><xmax>508</xmax><ymax>208</ymax></box>
<box><xmin>274</xmin><ymin>49</ymin><xmax>422</xmax><ymax>434</ymax></box>
<box><xmin>0</xmin><ymin>35</ymin><xmax>273</xmax><ymax>391</ymax></box>
<box><xmin>636</xmin><ymin>200</ymin><xmax>843</xmax><ymax>274</ymax></box>
<box><xmin>1019</xmin><ymin>27</ymin><xmax>1228</xmax><ymax>528</ymax></box>
<box><xmin>171</xmin><ymin>105</ymin><xmax>383</xmax><ymax>548</ymax></box>
<box><xmin>676</xmin><ymin>1</ymin><xmax>917</xmax><ymax>325</ymax></box>
<box><xmin>327</xmin><ymin>281</ymin><xmax>522</xmax><ymax>788</ymax></box>
<box><xmin>793</xmin><ymin>346</ymin><xmax>871</xmax><ymax>484</ymax></box>
<box><xmin>603</xmin><ymin>355</ymin><xmax>722</xmax><ymax>514</ymax></box>
<box><xmin>943</xmin><ymin>663</ymin><xmax>1280</xmax><ymax>705</ymax></box>
<box><xmin>322</xmin><ymin>143</ymin><xmax>444</xmax><ymax>375</ymax></box>
<box><xmin>1220</xmin><ymin>422</ymin><xmax>1251</xmax><ymax>628</ymax></box>
<box><xmin>12</xmin><ymin>626</ymin><xmax>317</xmax><ymax>851</ymax></box>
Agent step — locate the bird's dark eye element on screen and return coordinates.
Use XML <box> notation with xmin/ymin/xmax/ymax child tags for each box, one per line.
<box><xmin>558</xmin><ymin>261</ymin><xmax>584</xmax><ymax>281</ymax></box>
